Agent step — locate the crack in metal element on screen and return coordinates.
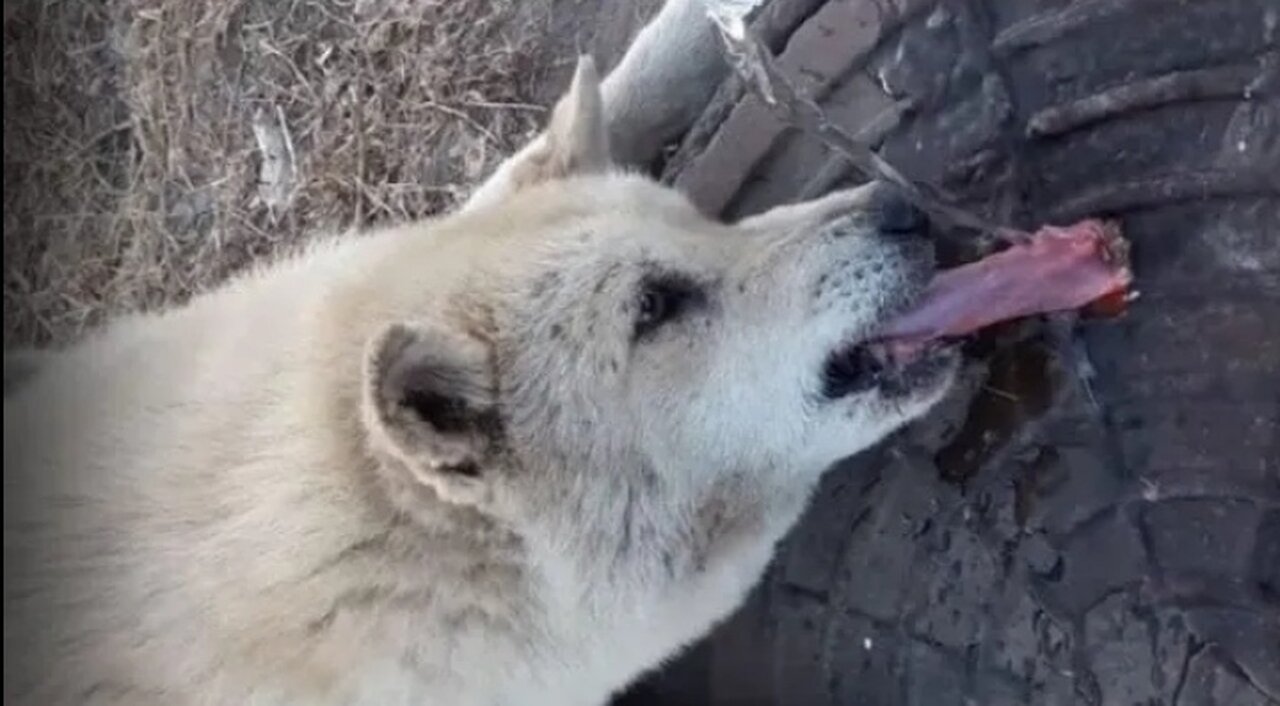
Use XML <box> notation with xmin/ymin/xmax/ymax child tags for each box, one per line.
<box><xmin>1170</xmin><ymin>635</ymin><xmax>1204</xmax><ymax>706</ymax></box>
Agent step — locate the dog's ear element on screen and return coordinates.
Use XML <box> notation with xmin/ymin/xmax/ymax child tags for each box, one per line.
<box><xmin>511</xmin><ymin>55</ymin><xmax>611</xmax><ymax>186</ymax></box>
<box><xmin>361</xmin><ymin>323</ymin><xmax>503</xmax><ymax>506</ymax></box>
<box><xmin>463</xmin><ymin>56</ymin><xmax>611</xmax><ymax>210</ymax></box>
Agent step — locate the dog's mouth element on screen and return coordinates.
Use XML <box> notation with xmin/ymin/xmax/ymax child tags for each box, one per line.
<box><xmin>819</xmin><ymin>255</ymin><xmax>952</xmax><ymax>401</ymax></box>
<box><xmin>822</xmin><ymin>219</ymin><xmax>1134</xmax><ymax>401</ymax></box>
<box><xmin>821</xmin><ymin>338</ymin><xmax>957</xmax><ymax>399</ymax></box>
<box><xmin>819</xmin><ymin>254</ymin><xmax>952</xmax><ymax>401</ymax></box>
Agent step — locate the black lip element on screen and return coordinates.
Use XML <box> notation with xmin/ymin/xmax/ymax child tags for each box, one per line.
<box><xmin>822</xmin><ymin>343</ymin><xmax>883</xmax><ymax>397</ymax></box>
<box><xmin>822</xmin><ymin>341</ymin><xmax>957</xmax><ymax>400</ymax></box>
<box><xmin>877</xmin><ymin>345</ymin><xmax>959</xmax><ymax>399</ymax></box>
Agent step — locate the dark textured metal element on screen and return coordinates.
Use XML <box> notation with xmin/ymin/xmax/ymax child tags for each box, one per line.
<box><xmin>622</xmin><ymin>0</ymin><xmax>1280</xmax><ymax>703</ymax></box>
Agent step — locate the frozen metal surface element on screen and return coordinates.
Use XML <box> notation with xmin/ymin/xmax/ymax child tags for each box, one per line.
<box><xmin>621</xmin><ymin>0</ymin><xmax>1280</xmax><ymax>703</ymax></box>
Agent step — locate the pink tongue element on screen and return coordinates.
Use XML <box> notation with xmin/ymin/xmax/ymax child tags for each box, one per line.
<box><xmin>876</xmin><ymin>219</ymin><xmax>1132</xmax><ymax>349</ymax></box>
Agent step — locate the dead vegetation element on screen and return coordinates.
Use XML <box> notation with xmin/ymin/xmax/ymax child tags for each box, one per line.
<box><xmin>4</xmin><ymin>0</ymin><xmax>558</xmax><ymax>346</ymax></box>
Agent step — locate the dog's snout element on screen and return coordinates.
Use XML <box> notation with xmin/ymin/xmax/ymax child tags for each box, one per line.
<box><xmin>873</xmin><ymin>189</ymin><xmax>928</xmax><ymax>237</ymax></box>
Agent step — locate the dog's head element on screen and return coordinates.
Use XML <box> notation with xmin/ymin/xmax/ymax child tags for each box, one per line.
<box><xmin>358</xmin><ymin>58</ymin><xmax>957</xmax><ymax>585</ymax></box>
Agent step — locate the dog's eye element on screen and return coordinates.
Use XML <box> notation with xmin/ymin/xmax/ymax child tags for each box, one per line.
<box><xmin>635</xmin><ymin>286</ymin><xmax>679</xmax><ymax>337</ymax></box>
<box><xmin>634</xmin><ymin>275</ymin><xmax>701</xmax><ymax>340</ymax></box>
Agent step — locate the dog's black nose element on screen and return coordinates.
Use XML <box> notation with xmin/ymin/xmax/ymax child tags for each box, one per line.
<box><xmin>873</xmin><ymin>189</ymin><xmax>928</xmax><ymax>236</ymax></box>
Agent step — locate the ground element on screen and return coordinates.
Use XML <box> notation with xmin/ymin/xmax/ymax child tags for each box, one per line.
<box><xmin>3</xmin><ymin>0</ymin><xmax>657</xmax><ymax>346</ymax></box>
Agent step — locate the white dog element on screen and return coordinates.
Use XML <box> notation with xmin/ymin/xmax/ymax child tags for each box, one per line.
<box><xmin>3</xmin><ymin>2</ymin><xmax>957</xmax><ymax>703</ymax></box>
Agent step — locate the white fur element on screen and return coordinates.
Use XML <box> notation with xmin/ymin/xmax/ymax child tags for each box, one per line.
<box><xmin>4</xmin><ymin>4</ymin><xmax>955</xmax><ymax>704</ymax></box>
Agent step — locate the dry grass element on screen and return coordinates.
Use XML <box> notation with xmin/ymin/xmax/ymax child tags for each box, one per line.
<box><xmin>5</xmin><ymin>0</ymin><xmax>560</xmax><ymax>346</ymax></box>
